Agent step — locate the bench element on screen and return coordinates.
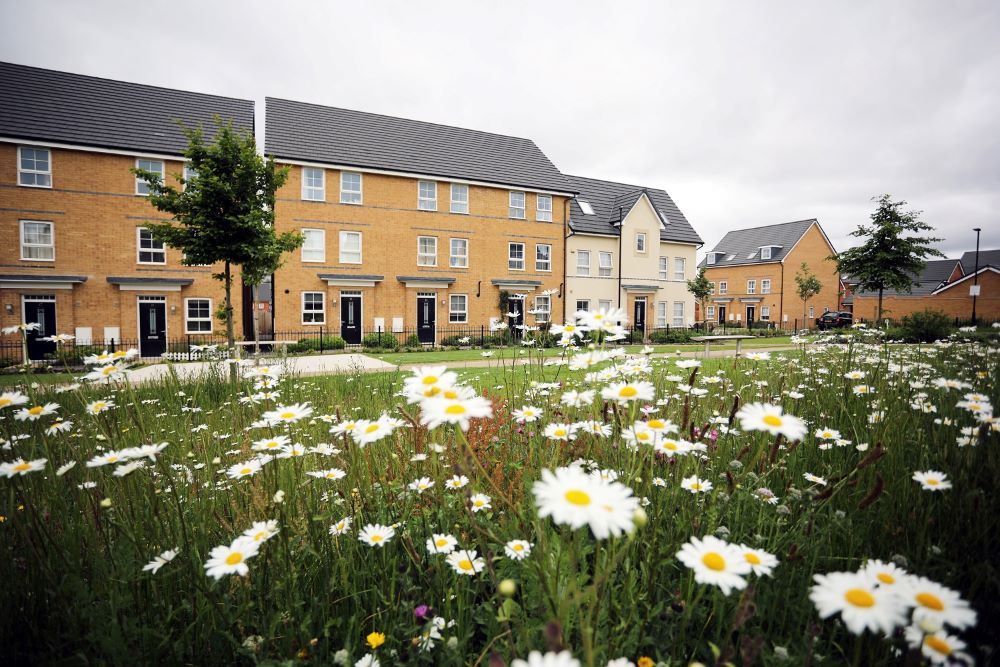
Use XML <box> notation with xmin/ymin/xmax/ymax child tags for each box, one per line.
<box><xmin>690</xmin><ymin>335</ymin><xmax>755</xmax><ymax>357</ymax></box>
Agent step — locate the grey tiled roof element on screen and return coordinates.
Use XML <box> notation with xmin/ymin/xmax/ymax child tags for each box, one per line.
<box><xmin>960</xmin><ymin>249</ymin><xmax>1000</xmax><ymax>274</ymax></box>
<box><xmin>265</xmin><ymin>98</ymin><xmax>574</xmax><ymax>193</ymax></box>
<box><xmin>565</xmin><ymin>174</ymin><xmax>702</xmax><ymax>245</ymax></box>
<box><xmin>851</xmin><ymin>259</ymin><xmax>962</xmax><ymax>297</ymax></box>
<box><xmin>0</xmin><ymin>62</ymin><xmax>253</xmax><ymax>155</ymax></box>
<box><xmin>699</xmin><ymin>219</ymin><xmax>818</xmax><ymax>268</ymax></box>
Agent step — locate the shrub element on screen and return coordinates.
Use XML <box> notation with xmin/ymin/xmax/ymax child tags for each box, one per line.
<box><xmin>362</xmin><ymin>332</ymin><xmax>400</xmax><ymax>350</ymax></box>
<box><xmin>900</xmin><ymin>310</ymin><xmax>954</xmax><ymax>343</ymax></box>
<box><xmin>286</xmin><ymin>336</ymin><xmax>346</xmax><ymax>354</ymax></box>
<box><xmin>404</xmin><ymin>334</ymin><xmax>423</xmax><ymax>349</ymax></box>
<box><xmin>648</xmin><ymin>329</ymin><xmax>696</xmax><ymax>344</ymax></box>
<box><xmin>440</xmin><ymin>335</ymin><xmax>475</xmax><ymax>347</ymax></box>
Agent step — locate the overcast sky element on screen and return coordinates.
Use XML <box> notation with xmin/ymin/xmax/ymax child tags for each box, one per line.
<box><xmin>2</xmin><ymin>0</ymin><xmax>997</xmax><ymax>258</ymax></box>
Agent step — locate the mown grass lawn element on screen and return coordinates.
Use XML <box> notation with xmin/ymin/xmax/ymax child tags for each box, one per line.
<box><xmin>1</xmin><ymin>335</ymin><xmax>995</xmax><ymax>666</ymax></box>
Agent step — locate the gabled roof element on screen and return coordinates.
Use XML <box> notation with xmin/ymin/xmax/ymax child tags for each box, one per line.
<box><xmin>851</xmin><ymin>259</ymin><xmax>964</xmax><ymax>297</ymax></box>
<box><xmin>960</xmin><ymin>249</ymin><xmax>1000</xmax><ymax>274</ymax></box>
<box><xmin>932</xmin><ymin>265</ymin><xmax>1000</xmax><ymax>294</ymax></box>
<box><xmin>0</xmin><ymin>62</ymin><xmax>253</xmax><ymax>155</ymax></box>
<box><xmin>564</xmin><ymin>174</ymin><xmax>702</xmax><ymax>245</ymax></box>
<box><xmin>265</xmin><ymin>98</ymin><xmax>573</xmax><ymax>194</ymax></box>
<box><xmin>699</xmin><ymin>219</ymin><xmax>822</xmax><ymax>268</ymax></box>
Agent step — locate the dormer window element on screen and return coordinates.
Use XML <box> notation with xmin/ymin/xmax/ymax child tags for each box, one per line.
<box><xmin>759</xmin><ymin>245</ymin><xmax>781</xmax><ymax>260</ymax></box>
<box><xmin>706</xmin><ymin>252</ymin><xmax>724</xmax><ymax>265</ymax></box>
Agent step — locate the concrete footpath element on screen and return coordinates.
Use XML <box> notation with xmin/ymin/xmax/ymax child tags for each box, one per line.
<box><xmin>124</xmin><ymin>344</ymin><xmax>799</xmax><ymax>384</ymax></box>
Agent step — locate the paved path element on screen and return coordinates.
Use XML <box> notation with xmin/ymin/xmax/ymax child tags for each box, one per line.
<box><xmin>123</xmin><ymin>344</ymin><xmax>799</xmax><ymax>384</ymax></box>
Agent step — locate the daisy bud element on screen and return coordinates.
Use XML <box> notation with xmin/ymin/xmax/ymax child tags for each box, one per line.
<box><xmin>100</xmin><ymin>498</ymin><xmax>112</xmax><ymax>508</ymax></box>
<box><xmin>498</xmin><ymin>579</ymin><xmax>517</xmax><ymax>596</ymax></box>
<box><xmin>273</xmin><ymin>490</ymin><xmax>285</xmax><ymax>504</ymax></box>
<box><xmin>632</xmin><ymin>507</ymin><xmax>648</xmax><ymax>529</ymax></box>
<box><xmin>212</xmin><ymin>457</ymin><xmax>221</xmax><ymax>464</ymax></box>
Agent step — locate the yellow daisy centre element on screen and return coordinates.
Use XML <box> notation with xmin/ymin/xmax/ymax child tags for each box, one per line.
<box><xmin>28</xmin><ymin>406</ymin><xmax>44</xmax><ymax>416</ymax></box>
<box><xmin>436</xmin><ymin>538</ymin><xmax>449</xmax><ymax>547</ymax></box>
<box><xmin>513</xmin><ymin>544</ymin><xmax>524</xmax><ymax>551</ymax></box>
<box><xmin>239</xmin><ymin>467</ymin><xmax>252</xmax><ymax>475</ymax></box>
<box><xmin>108</xmin><ymin>456</ymin><xmax>119</xmax><ymax>463</ymax></box>
<box><xmin>762</xmin><ymin>415</ymin><xmax>782</xmax><ymax>427</ymax></box>
<box><xmin>638</xmin><ymin>432</ymin><xmax>650</xmax><ymax>440</ymax></box>
<box><xmin>844</xmin><ymin>589</ymin><xmax>875</xmax><ymax>608</ymax></box>
<box><xmin>13</xmin><ymin>462</ymin><xmax>31</xmax><ymax>472</ymax></box>
<box><xmin>445</xmin><ymin>404</ymin><xmax>466</xmax><ymax>415</ymax></box>
<box><xmin>691</xmin><ymin>482</ymin><xmax>702</xmax><ymax>490</ymax></box>
<box><xmin>102</xmin><ymin>366</ymin><xmax>116</xmax><ymax>375</ymax></box>
<box><xmin>745</xmin><ymin>553</ymin><xmax>761</xmax><ymax>565</ymax></box>
<box><xmin>253</xmin><ymin>531</ymin><xmax>266</xmax><ymax>541</ymax></box>
<box><xmin>473</xmin><ymin>500</ymin><xmax>485</xmax><ymax>507</ymax></box>
<box><xmin>702</xmin><ymin>552</ymin><xmax>726</xmax><ymax>571</ymax></box>
<box><xmin>365</xmin><ymin>423</ymin><xmax>380</xmax><ymax>433</ymax></box>
<box><xmin>565</xmin><ymin>489</ymin><xmax>591</xmax><ymax>506</ymax></box>
<box><xmin>924</xmin><ymin>636</ymin><xmax>952</xmax><ymax>656</ymax></box>
<box><xmin>553</xmin><ymin>429</ymin><xmax>567</xmax><ymax>437</ymax></box>
<box><xmin>458</xmin><ymin>559</ymin><xmax>474</xmax><ymax>571</ymax></box>
<box><xmin>916</xmin><ymin>592</ymin><xmax>945</xmax><ymax>611</ymax></box>
<box><xmin>877</xmin><ymin>573</ymin><xmax>895</xmax><ymax>584</ymax></box>
<box><xmin>422</xmin><ymin>375</ymin><xmax>438</xmax><ymax>385</ymax></box>
<box><xmin>664</xmin><ymin>441</ymin><xmax>678</xmax><ymax>450</ymax></box>
<box><xmin>0</xmin><ymin>399</ymin><xmax>10</xmax><ymax>407</ymax></box>
<box><xmin>443</xmin><ymin>389</ymin><xmax>459</xmax><ymax>399</ymax></box>
<box><xmin>619</xmin><ymin>386</ymin><xmax>638</xmax><ymax>398</ymax></box>
<box><xmin>926</xmin><ymin>478</ymin><xmax>940</xmax><ymax>486</ymax></box>
<box><xmin>225</xmin><ymin>552</ymin><xmax>243</xmax><ymax>565</ymax></box>
<box><xmin>648</xmin><ymin>419</ymin><xmax>664</xmax><ymax>429</ymax></box>
<box><xmin>370</xmin><ymin>534</ymin><xmax>383</xmax><ymax>542</ymax></box>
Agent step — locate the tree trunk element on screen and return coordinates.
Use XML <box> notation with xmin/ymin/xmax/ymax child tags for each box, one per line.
<box><xmin>803</xmin><ymin>299</ymin><xmax>807</xmax><ymax>329</ymax></box>
<box><xmin>877</xmin><ymin>288</ymin><xmax>884</xmax><ymax>322</ymax></box>
<box><xmin>224</xmin><ymin>261</ymin><xmax>237</xmax><ymax>383</ymax></box>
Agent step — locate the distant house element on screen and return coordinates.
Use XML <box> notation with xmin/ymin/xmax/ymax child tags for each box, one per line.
<box><xmin>699</xmin><ymin>219</ymin><xmax>839</xmax><ymax>328</ymax></box>
<box><xmin>850</xmin><ymin>251</ymin><xmax>999</xmax><ymax>322</ymax></box>
<box><xmin>563</xmin><ymin>175</ymin><xmax>703</xmax><ymax>332</ymax></box>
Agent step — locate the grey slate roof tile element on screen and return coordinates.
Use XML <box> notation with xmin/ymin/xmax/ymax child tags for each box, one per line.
<box><xmin>960</xmin><ymin>249</ymin><xmax>1000</xmax><ymax>274</ymax></box>
<box><xmin>699</xmin><ymin>219</ymin><xmax>818</xmax><ymax>268</ymax></box>
<box><xmin>565</xmin><ymin>174</ymin><xmax>703</xmax><ymax>245</ymax></box>
<box><xmin>265</xmin><ymin>98</ymin><xmax>573</xmax><ymax>193</ymax></box>
<box><xmin>851</xmin><ymin>259</ymin><xmax>962</xmax><ymax>297</ymax></box>
<box><xmin>0</xmin><ymin>62</ymin><xmax>253</xmax><ymax>155</ymax></box>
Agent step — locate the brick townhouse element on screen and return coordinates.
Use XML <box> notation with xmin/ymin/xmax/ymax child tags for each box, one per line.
<box><xmin>563</xmin><ymin>175</ymin><xmax>703</xmax><ymax>331</ymax></box>
<box><xmin>264</xmin><ymin>98</ymin><xmax>574</xmax><ymax>343</ymax></box>
<box><xmin>0</xmin><ymin>62</ymin><xmax>252</xmax><ymax>360</ymax></box>
<box><xmin>699</xmin><ymin>219</ymin><xmax>840</xmax><ymax>328</ymax></box>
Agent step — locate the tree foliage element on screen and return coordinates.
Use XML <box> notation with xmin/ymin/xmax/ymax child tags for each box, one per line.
<box><xmin>794</xmin><ymin>261</ymin><xmax>823</xmax><ymax>322</ymax></box>
<box><xmin>830</xmin><ymin>194</ymin><xmax>944</xmax><ymax>320</ymax></box>
<box><xmin>687</xmin><ymin>267</ymin><xmax>713</xmax><ymax>325</ymax></box>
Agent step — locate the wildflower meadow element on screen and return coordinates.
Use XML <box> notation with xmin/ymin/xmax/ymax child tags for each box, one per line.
<box><xmin>2</xmin><ymin>313</ymin><xmax>997</xmax><ymax>666</ymax></box>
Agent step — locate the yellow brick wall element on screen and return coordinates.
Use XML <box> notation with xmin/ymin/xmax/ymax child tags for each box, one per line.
<box><xmin>702</xmin><ymin>222</ymin><xmax>840</xmax><ymax>328</ymax></box>
<box><xmin>0</xmin><ymin>142</ymin><xmax>238</xmax><ymax>352</ymax></box>
<box><xmin>271</xmin><ymin>165</ymin><xmax>567</xmax><ymax>335</ymax></box>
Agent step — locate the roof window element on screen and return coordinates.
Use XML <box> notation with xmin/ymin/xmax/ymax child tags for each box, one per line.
<box><xmin>577</xmin><ymin>200</ymin><xmax>595</xmax><ymax>215</ymax></box>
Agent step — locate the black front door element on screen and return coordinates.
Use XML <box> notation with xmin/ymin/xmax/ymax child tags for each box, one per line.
<box><xmin>417</xmin><ymin>295</ymin><xmax>436</xmax><ymax>344</ymax></box>
<box><xmin>718</xmin><ymin>305</ymin><xmax>726</xmax><ymax>324</ymax></box>
<box><xmin>24</xmin><ymin>299</ymin><xmax>56</xmax><ymax>361</ymax></box>
<box><xmin>634</xmin><ymin>298</ymin><xmax>646</xmax><ymax>331</ymax></box>
<box><xmin>508</xmin><ymin>297</ymin><xmax>524</xmax><ymax>339</ymax></box>
<box><xmin>745</xmin><ymin>306</ymin><xmax>756</xmax><ymax>328</ymax></box>
<box><xmin>340</xmin><ymin>296</ymin><xmax>361</xmax><ymax>345</ymax></box>
<box><xmin>139</xmin><ymin>300</ymin><xmax>167</xmax><ymax>358</ymax></box>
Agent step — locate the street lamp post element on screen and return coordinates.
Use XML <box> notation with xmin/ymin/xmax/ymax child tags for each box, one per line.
<box><xmin>971</xmin><ymin>227</ymin><xmax>981</xmax><ymax>325</ymax></box>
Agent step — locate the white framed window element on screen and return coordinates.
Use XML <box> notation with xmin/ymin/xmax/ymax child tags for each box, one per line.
<box><xmin>534</xmin><ymin>295</ymin><xmax>551</xmax><ymax>323</ymax></box>
<box><xmin>536</xmin><ymin>194</ymin><xmax>553</xmax><ymax>222</ymax></box>
<box><xmin>598</xmin><ymin>251</ymin><xmax>613</xmax><ymax>277</ymax></box>
<box><xmin>184</xmin><ymin>298</ymin><xmax>213</xmax><ymax>333</ymax></box>
<box><xmin>182</xmin><ymin>163</ymin><xmax>197</xmax><ymax>191</ymax></box>
<box><xmin>576</xmin><ymin>250</ymin><xmax>591</xmax><ymax>276</ymax></box>
<box><xmin>450</xmin><ymin>238</ymin><xmax>469</xmax><ymax>268</ymax></box>
<box><xmin>674</xmin><ymin>257</ymin><xmax>686</xmax><ymax>281</ymax></box>
<box><xmin>302</xmin><ymin>167</ymin><xmax>325</xmax><ymax>201</ymax></box>
<box><xmin>536</xmin><ymin>244</ymin><xmax>552</xmax><ymax>272</ymax></box>
<box><xmin>809</xmin><ymin>305</ymin><xmax>815</xmax><ymax>318</ymax></box>
<box><xmin>761</xmin><ymin>306</ymin><xmax>771</xmax><ymax>320</ymax></box>
<box><xmin>302</xmin><ymin>292</ymin><xmax>325</xmax><ymax>324</ymax></box>
<box><xmin>450</xmin><ymin>183</ymin><xmax>469</xmax><ymax>214</ymax></box>
<box><xmin>598</xmin><ymin>299</ymin><xmax>612</xmax><ymax>311</ymax></box>
<box><xmin>449</xmin><ymin>294</ymin><xmax>468</xmax><ymax>323</ymax></box>
<box><xmin>707</xmin><ymin>305</ymin><xmax>716</xmax><ymax>319</ymax></box>
<box><xmin>747</xmin><ymin>279</ymin><xmax>756</xmax><ymax>295</ymax></box>
<box><xmin>340</xmin><ymin>171</ymin><xmax>362</xmax><ymax>204</ymax></box>
<box><xmin>20</xmin><ymin>220</ymin><xmax>54</xmax><ymax>261</ymax></box>
<box><xmin>339</xmin><ymin>231</ymin><xmax>362</xmax><ymax>264</ymax></box>
<box><xmin>709</xmin><ymin>282</ymin><xmax>716</xmax><ymax>294</ymax></box>
<box><xmin>760</xmin><ymin>247</ymin><xmax>771</xmax><ymax>260</ymax></box>
<box><xmin>761</xmin><ymin>279</ymin><xmax>771</xmax><ymax>294</ymax></box>
<box><xmin>18</xmin><ymin>146</ymin><xmax>52</xmax><ymax>188</ymax></box>
<box><xmin>417</xmin><ymin>236</ymin><xmax>438</xmax><ymax>266</ymax></box>
<box><xmin>135</xmin><ymin>159</ymin><xmax>164</xmax><ymax>196</ymax></box>
<box><xmin>509</xmin><ymin>191</ymin><xmax>526</xmax><ymax>219</ymax></box>
<box><xmin>635</xmin><ymin>233</ymin><xmax>647</xmax><ymax>253</ymax></box>
<box><xmin>418</xmin><ymin>181</ymin><xmax>438</xmax><ymax>211</ymax></box>
<box><xmin>658</xmin><ymin>256</ymin><xmax>668</xmax><ymax>279</ymax></box>
<box><xmin>656</xmin><ymin>302</ymin><xmax>667</xmax><ymax>327</ymax></box>
<box><xmin>508</xmin><ymin>242</ymin><xmax>525</xmax><ymax>270</ymax></box>
<box><xmin>576</xmin><ymin>299</ymin><xmax>590</xmax><ymax>312</ymax></box>
<box><xmin>301</xmin><ymin>229</ymin><xmax>326</xmax><ymax>263</ymax></box>
<box><xmin>719</xmin><ymin>281</ymin><xmax>728</xmax><ymax>295</ymax></box>
<box><xmin>137</xmin><ymin>227</ymin><xmax>166</xmax><ymax>264</ymax></box>
<box><xmin>673</xmin><ymin>301</ymin><xmax>685</xmax><ymax>328</ymax></box>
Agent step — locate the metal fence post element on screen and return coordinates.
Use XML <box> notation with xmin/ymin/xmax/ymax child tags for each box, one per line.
<box><xmin>320</xmin><ymin>326</ymin><xmax>325</xmax><ymax>353</ymax></box>
<box><xmin>110</xmin><ymin>338</ymin><xmax>116</xmax><ymax>353</ymax></box>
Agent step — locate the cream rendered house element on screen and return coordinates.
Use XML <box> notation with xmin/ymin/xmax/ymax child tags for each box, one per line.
<box><xmin>562</xmin><ymin>175</ymin><xmax>703</xmax><ymax>332</ymax></box>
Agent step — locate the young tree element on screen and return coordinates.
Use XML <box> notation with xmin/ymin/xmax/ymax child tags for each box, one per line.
<box><xmin>794</xmin><ymin>262</ymin><xmax>823</xmax><ymax>327</ymax></box>
<box><xmin>686</xmin><ymin>267</ymin><xmax>713</xmax><ymax>328</ymax></box>
<box><xmin>134</xmin><ymin>121</ymin><xmax>302</xmax><ymax>372</ymax></box>
<box><xmin>830</xmin><ymin>195</ymin><xmax>943</xmax><ymax>321</ymax></box>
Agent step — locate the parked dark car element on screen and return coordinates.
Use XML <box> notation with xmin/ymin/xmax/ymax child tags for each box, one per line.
<box><xmin>816</xmin><ymin>311</ymin><xmax>853</xmax><ymax>329</ymax></box>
